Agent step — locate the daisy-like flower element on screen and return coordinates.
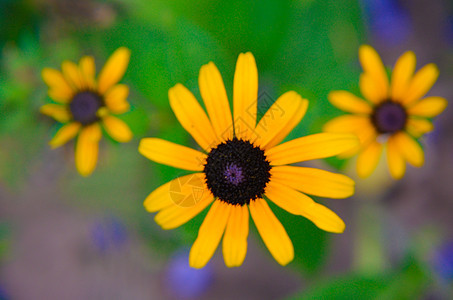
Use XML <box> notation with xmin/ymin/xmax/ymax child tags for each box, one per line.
<box><xmin>324</xmin><ymin>45</ymin><xmax>447</xmax><ymax>179</ymax></box>
<box><xmin>41</xmin><ymin>47</ymin><xmax>133</xmax><ymax>176</ymax></box>
<box><xmin>139</xmin><ymin>52</ymin><xmax>358</xmax><ymax>268</ymax></box>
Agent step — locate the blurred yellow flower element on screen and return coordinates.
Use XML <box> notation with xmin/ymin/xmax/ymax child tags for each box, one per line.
<box><xmin>324</xmin><ymin>45</ymin><xmax>447</xmax><ymax>179</ymax></box>
<box><xmin>139</xmin><ymin>52</ymin><xmax>358</xmax><ymax>268</ymax></box>
<box><xmin>41</xmin><ymin>47</ymin><xmax>133</xmax><ymax>176</ymax></box>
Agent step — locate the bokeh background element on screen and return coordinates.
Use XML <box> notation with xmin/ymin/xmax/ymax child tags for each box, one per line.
<box><xmin>1</xmin><ymin>0</ymin><xmax>453</xmax><ymax>299</ymax></box>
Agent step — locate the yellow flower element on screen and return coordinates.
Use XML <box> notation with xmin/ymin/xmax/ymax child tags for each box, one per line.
<box><xmin>41</xmin><ymin>47</ymin><xmax>133</xmax><ymax>176</ymax></box>
<box><xmin>324</xmin><ymin>45</ymin><xmax>447</xmax><ymax>179</ymax></box>
<box><xmin>139</xmin><ymin>52</ymin><xmax>358</xmax><ymax>268</ymax></box>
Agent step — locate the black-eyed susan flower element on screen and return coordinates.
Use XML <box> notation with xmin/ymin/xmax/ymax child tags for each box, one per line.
<box><xmin>324</xmin><ymin>45</ymin><xmax>447</xmax><ymax>179</ymax></box>
<box><xmin>139</xmin><ymin>52</ymin><xmax>359</xmax><ymax>268</ymax></box>
<box><xmin>41</xmin><ymin>47</ymin><xmax>133</xmax><ymax>176</ymax></box>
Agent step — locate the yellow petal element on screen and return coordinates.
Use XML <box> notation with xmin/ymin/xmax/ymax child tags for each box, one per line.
<box><xmin>253</xmin><ymin>91</ymin><xmax>308</xmax><ymax>150</ymax></box>
<box><xmin>324</xmin><ymin>115</ymin><xmax>377</xmax><ymax>158</ymax></box>
<box><xmin>359</xmin><ymin>45</ymin><xmax>389</xmax><ymax>98</ymax></box>
<box><xmin>144</xmin><ymin>173</ymin><xmax>206</xmax><ymax>212</ymax></box>
<box><xmin>386</xmin><ymin>136</ymin><xmax>406</xmax><ymax>179</ymax></box>
<box><xmin>402</xmin><ymin>63</ymin><xmax>439</xmax><ymax>105</ymax></box>
<box><xmin>75</xmin><ymin>124</ymin><xmax>102</xmax><ymax>176</ymax></box>
<box><xmin>169</xmin><ymin>84</ymin><xmax>219</xmax><ymax>151</ymax></box>
<box><xmin>249</xmin><ymin>198</ymin><xmax>294</xmax><ymax>266</ymax></box>
<box><xmin>62</xmin><ymin>60</ymin><xmax>85</xmax><ymax>90</ymax></box>
<box><xmin>233</xmin><ymin>52</ymin><xmax>258</xmax><ymax>140</ymax></box>
<box><xmin>139</xmin><ymin>138</ymin><xmax>206</xmax><ymax>171</ymax></box>
<box><xmin>359</xmin><ymin>73</ymin><xmax>386</xmax><ymax>104</ymax></box>
<box><xmin>40</xmin><ymin>104</ymin><xmax>71</xmax><ymax>123</ymax></box>
<box><xmin>189</xmin><ymin>200</ymin><xmax>232</xmax><ymax>269</ymax></box>
<box><xmin>393</xmin><ymin>132</ymin><xmax>424</xmax><ymax>167</ymax></box>
<box><xmin>407</xmin><ymin>96</ymin><xmax>447</xmax><ymax>118</ymax></box>
<box><xmin>79</xmin><ymin>56</ymin><xmax>96</xmax><ymax>89</ymax></box>
<box><xmin>266</xmin><ymin>133</ymin><xmax>359</xmax><ymax>165</ymax></box>
<box><xmin>390</xmin><ymin>51</ymin><xmax>416</xmax><ymax>101</ymax></box>
<box><xmin>102</xmin><ymin>115</ymin><xmax>132</xmax><ymax>143</ymax></box>
<box><xmin>406</xmin><ymin>118</ymin><xmax>434</xmax><ymax>138</ymax></box>
<box><xmin>265</xmin><ymin>181</ymin><xmax>345</xmax><ymax>233</ymax></box>
<box><xmin>42</xmin><ymin>68</ymin><xmax>73</xmax><ymax>103</ymax></box>
<box><xmin>104</xmin><ymin>84</ymin><xmax>130</xmax><ymax>114</ymax></box>
<box><xmin>98</xmin><ymin>47</ymin><xmax>131</xmax><ymax>94</ymax></box>
<box><xmin>328</xmin><ymin>91</ymin><xmax>372</xmax><ymax>114</ymax></box>
<box><xmin>270</xmin><ymin>166</ymin><xmax>355</xmax><ymax>199</ymax></box>
<box><xmin>49</xmin><ymin>122</ymin><xmax>81</xmax><ymax>148</ymax></box>
<box><xmin>222</xmin><ymin>204</ymin><xmax>249</xmax><ymax>267</ymax></box>
<box><xmin>198</xmin><ymin>62</ymin><xmax>233</xmax><ymax>142</ymax></box>
<box><xmin>154</xmin><ymin>186</ymin><xmax>214</xmax><ymax>230</ymax></box>
<box><xmin>356</xmin><ymin>141</ymin><xmax>383</xmax><ymax>178</ymax></box>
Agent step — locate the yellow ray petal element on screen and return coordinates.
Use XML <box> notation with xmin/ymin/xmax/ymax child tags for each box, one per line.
<box><xmin>253</xmin><ymin>91</ymin><xmax>308</xmax><ymax>150</ymax></box>
<box><xmin>393</xmin><ymin>132</ymin><xmax>424</xmax><ymax>167</ymax></box>
<box><xmin>40</xmin><ymin>104</ymin><xmax>71</xmax><ymax>123</ymax></box>
<box><xmin>222</xmin><ymin>204</ymin><xmax>249</xmax><ymax>267</ymax></box>
<box><xmin>359</xmin><ymin>45</ymin><xmax>389</xmax><ymax>98</ymax></box>
<box><xmin>359</xmin><ymin>73</ymin><xmax>386</xmax><ymax>104</ymax></box>
<box><xmin>97</xmin><ymin>47</ymin><xmax>131</xmax><ymax>94</ymax></box>
<box><xmin>102</xmin><ymin>115</ymin><xmax>132</xmax><ymax>143</ymax></box>
<box><xmin>249</xmin><ymin>198</ymin><xmax>294</xmax><ymax>266</ymax></box>
<box><xmin>323</xmin><ymin>115</ymin><xmax>371</xmax><ymax>134</ymax></box>
<box><xmin>407</xmin><ymin>96</ymin><xmax>447</xmax><ymax>118</ymax></box>
<box><xmin>144</xmin><ymin>173</ymin><xmax>207</xmax><ymax>212</ymax></box>
<box><xmin>266</xmin><ymin>133</ymin><xmax>359</xmax><ymax>165</ymax></box>
<box><xmin>42</xmin><ymin>68</ymin><xmax>73</xmax><ymax>103</ymax></box>
<box><xmin>139</xmin><ymin>138</ymin><xmax>206</xmax><ymax>171</ymax></box>
<box><xmin>323</xmin><ymin>115</ymin><xmax>376</xmax><ymax>157</ymax></box>
<box><xmin>265</xmin><ymin>181</ymin><xmax>345</xmax><ymax>233</ymax></box>
<box><xmin>169</xmin><ymin>84</ymin><xmax>219</xmax><ymax>151</ymax></box>
<box><xmin>75</xmin><ymin>123</ymin><xmax>102</xmax><ymax>176</ymax></box>
<box><xmin>270</xmin><ymin>166</ymin><xmax>355</xmax><ymax>199</ymax></box>
<box><xmin>356</xmin><ymin>141</ymin><xmax>383</xmax><ymax>178</ymax></box>
<box><xmin>154</xmin><ymin>187</ymin><xmax>214</xmax><ymax>230</ymax></box>
<box><xmin>198</xmin><ymin>62</ymin><xmax>233</xmax><ymax>142</ymax></box>
<box><xmin>190</xmin><ymin>200</ymin><xmax>232</xmax><ymax>269</ymax></box>
<box><xmin>390</xmin><ymin>51</ymin><xmax>416</xmax><ymax>101</ymax></box>
<box><xmin>328</xmin><ymin>91</ymin><xmax>372</xmax><ymax>114</ymax></box>
<box><xmin>406</xmin><ymin>118</ymin><xmax>434</xmax><ymax>138</ymax></box>
<box><xmin>402</xmin><ymin>63</ymin><xmax>439</xmax><ymax>105</ymax></box>
<box><xmin>79</xmin><ymin>56</ymin><xmax>96</xmax><ymax>90</ymax></box>
<box><xmin>386</xmin><ymin>136</ymin><xmax>406</xmax><ymax>179</ymax></box>
<box><xmin>104</xmin><ymin>84</ymin><xmax>130</xmax><ymax>114</ymax></box>
<box><xmin>62</xmin><ymin>60</ymin><xmax>85</xmax><ymax>90</ymax></box>
<box><xmin>233</xmin><ymin>52</ymin><xmax>258</xmax><ymax>140</ymax></box>
<box><xmin>49</xmin><ymin>122</ymin><xmax>81</xmax><ymax>148</ymax></box>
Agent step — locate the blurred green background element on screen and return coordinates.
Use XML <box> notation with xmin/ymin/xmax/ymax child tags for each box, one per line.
<box><xmin>1</xmin><ymin>0</ymin><xmax>453</xmax><ymax>299</ymax></box>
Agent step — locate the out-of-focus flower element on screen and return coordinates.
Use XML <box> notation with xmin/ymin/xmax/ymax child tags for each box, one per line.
<box><xmin>164</xmin><ymin>249</ymin><xmax>213</xmax><ymax>299</ymax></box>
<box><xmin>324</xmin><ymin>45</ymin><xmax>447</xmax><ymax>179</ymax></box>
<box><xmin>432</xmin><ymin>240</ymin><xmax>453</xmax><ymax>281</ymax></box>
<box><xmin>139</xmin><ymin>52</ymin><xmax>358</xmax><ymax>268</ymax></box>
<box><xmin>41</xmin><ymin>47</ymin><xmax>133</xmax><ymax>176</ymax></box>
<box><xmin>361</xmin><ymin>0</ymin><xmax>412</xmax><ymax>45</ymax></box>
<box><xmin>0</xmin><ymin>284</ymin><xmax>9</xmax><ymax>300</ymax></box>
<box><xmin>90</xmin><ymin>215</ymin><xmax>128</xmax><ymax>253</ymax></box>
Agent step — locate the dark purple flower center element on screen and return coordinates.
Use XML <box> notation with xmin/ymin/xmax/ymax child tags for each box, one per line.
<box><xmin>224</xmin><ymin>163</ymin><xmax>244</xmax><ymax>186</ymax></box>
<box><xmin>69</xmin><ymin>91</ymin><xmax>103</xmax><ymax>125</ymax></box>
<box><xmin>371</xmin><ymin>101</ymin><xmax>407</xmax><ymax>134</ymax></box>
<box><xmin>204</xmin><ymin>138</ymin><xmax>271</xmax><ymax>206</ymax></box>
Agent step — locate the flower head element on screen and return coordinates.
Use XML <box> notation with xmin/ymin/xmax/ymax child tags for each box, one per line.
<box><xmin>324</xmin><ymin>45</ymin><xmax>447</xmax><ymax>179</ymax></box>
<box><xmin>41</xmin><ymin>47</ymin><xmax>133</xmax><ymax>176</ymax></box>
<box><xmin>139</xmin><ymin>52</ymin><xmax>358</xmax><ymax>268</ymax></box>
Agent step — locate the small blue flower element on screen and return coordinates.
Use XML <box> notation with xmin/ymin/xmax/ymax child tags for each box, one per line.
<box><xmin>433</xmin><ymin>240</ymin><xmax>453</xmax><ymax>281</ymax></box>
<box><xmin>164</xmin><ymin>249</ymin><xmax>214</xmax><ymax>299</ymax></box>
<box><xmin>361</xmin><ymin>0</ymin><xmax>412</xmax><ymax>45</ymax></box>
<box><xmin>90</xmin><ymin>215</ymin><xmax>128</xmax><ymax>253</ymax></box>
